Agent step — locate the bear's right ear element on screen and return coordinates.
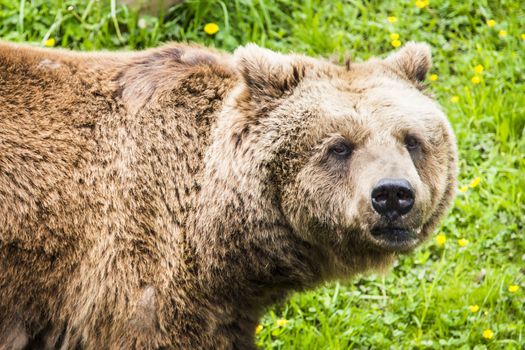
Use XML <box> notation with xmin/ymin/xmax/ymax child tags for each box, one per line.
<box><xmin>234</xmin><ymin>44</ymin><xmax>306</xmax><ymax>103</ymax></box>
<box><xmin>384</xmin><ymin>42</ymin><xmax>431</xmax><ymax>84</ymax></box>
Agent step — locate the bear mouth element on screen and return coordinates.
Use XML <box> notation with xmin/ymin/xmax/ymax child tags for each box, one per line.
<box><xmin>370</xmin><ymin>226</ymin><xmax>419</xmax><ymax>252</ymax></box>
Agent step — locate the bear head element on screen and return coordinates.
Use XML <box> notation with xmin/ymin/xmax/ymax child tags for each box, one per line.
<box><xmin>205</xmin><ymin>42</ymin><xmax>457</xmax><ymax>279</ymax></box>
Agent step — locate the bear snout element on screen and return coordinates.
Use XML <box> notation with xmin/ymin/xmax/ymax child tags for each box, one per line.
<box><xmin>371</xmin><ymin>178</ymin><xmax>415</xmax><ymax>221</ymax></box>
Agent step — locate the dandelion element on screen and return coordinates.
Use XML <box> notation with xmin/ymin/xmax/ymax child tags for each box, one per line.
<box><xmin>450</xmin><ymin>96</ymin><xmax>459</xmax><ymax>103</ymax></box>
<box><xmin>486</xmin><ymin>19</ymin><xmax>496</xmax><ymax>27</ymax></box>
<box><xmin>498</xmin><ymin>30</ymin><xmax>507</xmax><ymax>38</ymax></box>
<box><xmin>204</xmin><ymin>23</ymin><xmax>219</xmax><ymax>35</ymax></box>
<box><xmin>276</xmin><ymin>319</ymin><xmax>288</xmax><ymax>327</ymax></box>
<box><xmin>390</xmin><ymin>33</ymin><xmax>400</xmax><ymax>40</ymax></box>
<box><xmin>474</xmin><ymin>64</ymin><xmax>484</xmax><ymax>74</ymax></box>
<box><xmin>471</xmin><ymin>76</ymin><xmax>481</xmax><ymax>84</ymax></box>
<box><xmin>458</xmin><ymin>238</ymin><xmax>469</xmax><ymax>247</ymax></box>
<box><xmin>415</xmin><ymin>0</ymin><xmax>429</xmax><ymax>9</ymax></box>
<box><xmin>429</xmin><ymin>74</ymin><xmax>438</xmax><ymax>81</ymax></box>
<box><xmin>469</xmin><ymin>305</ymin><xmax>480</xmax><ymax>313</ymax></box>
<box><xmin>521</xmin><ymin>34</ymin><xmax>525</xmax><ymax>40</ymax></box>
<box><xmin>482</xmin><ymin>329</ymin><xmax>494</xmax><ymax>340</ymax></box>
<box><xmin>44</xmin><ymin>38</ymin><xmax>55</xmax><ymax>47</ymax></box>
<box><xmin>387</xmin><ymin>16</ymin><xmax>398</xmax><ymax>23</ymax></box>
<box><xmin>459</xmin><ymin>185</ymin><xmax>469</xmax><ymax>193</ymax></box>
<box><xmin>509</xmin><ymin>285</ymin><xmax>520</xmax><ymax>293</ymax></box>
<box><xmin>469</xmin><ymin>177</ymin><xmax>481</xmax><ymax>188</ymax></box>
<box><xmin>391</xmin><ymin>40</ymin><xmax>401</xmax><ymax>48</ymax></box>
<box><xmin>436</xmin><ymin>234</ymin><xmax>446</xmax><ymax>246</ymax></box>
<box><xmin>138</xmin><ymin>18</ymin><xmax>147</xmax><ymax>29</ymax></box>
<box><xmin>255</xmin><ymin>324</ymin><xmax>263</xmax><ymax>334</ymax></box>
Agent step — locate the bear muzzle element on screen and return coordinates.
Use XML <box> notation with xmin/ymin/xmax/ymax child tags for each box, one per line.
<box><xmin>368</xmin><ymin>178</ymin><xmax>421</xmax><ymax>252</ymax></box>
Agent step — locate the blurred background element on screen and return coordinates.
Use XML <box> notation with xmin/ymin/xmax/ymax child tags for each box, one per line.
<box><xmin>1</xmin><ymin>0</ymin><xmax>523</xmax><ymax>348</ymax></box>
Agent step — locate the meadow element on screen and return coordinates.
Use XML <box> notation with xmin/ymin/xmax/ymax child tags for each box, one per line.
<box><xmin>0</xmin><ymin>0</ymin><xmax>523</xmax><ymax>348</ymax></box>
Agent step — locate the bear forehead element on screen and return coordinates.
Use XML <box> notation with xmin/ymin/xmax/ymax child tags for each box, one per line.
<box><xmin>281</xmin><ymin>74</ymin><xmax>447</xmax><ymax>140</ymax></box>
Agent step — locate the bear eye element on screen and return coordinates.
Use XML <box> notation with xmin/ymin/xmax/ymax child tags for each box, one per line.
<box><xmin>404</xmin><ymin>135</ymin><xmax>420</xmax><ymax>151</ymax></box>
<box><xmin>328</xmin><ymin>141</ymin><xmax>353</xmax><ymax>158</ymax></box>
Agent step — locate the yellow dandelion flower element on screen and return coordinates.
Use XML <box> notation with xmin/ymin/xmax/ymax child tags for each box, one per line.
<box><xmin>204</xmin><ymin>23</ymin><xmax>219</xmax><ymax>35</ymax></box>
<box><xmin>469</xmin><ymin>177</ymin><xmax>481</xmax><ymax>188</ymax></box>
<box><xmin>429</xmin><ymin>74</ymin><xmax>438</xmax><ymax>81</ymax></box>
<box><xmin>415</xmin><ymin>0</ymin><xmax>429</xmax><ymax>9</ymax></box>
<box><xmin>450</xmin><ymin>96</ymin><xmax>459</xmax><ymax>103</ymax></box>
<box><xmin>44</xmin><ymin>38</ymin><xmax>55</xmax><ymax>47</ymax></box>
<box><xmin>276</xmin><ymin>319</ymin><xmax>288</xmax><ymax>327</ymax></box>
<box><xmin>436</xmin><ymin>234</ymin><xmax>446</xmax><ymax>246</ymax></box>
<box><xmin>390</xmin><ymin>33</ymin><xmax>400</xmax><ymax>40</ymax></box>
<box><xmin>521</xmin><ymin>34</ymin><xmax>525</xmax><ymax>40</ymax></box>
<box><xmin>458</xmin><ymin>238</ymin><xmax>469</xmax><ymax>247</ymax></box>
<box><xmin>459</xmin><ymin>185</ymin><xmax>469</xmax><ymax>193</ymax></box>
<box><xmin>387</xmin><ymin>16</ymin><xmax>398</xmax><ymax>23</ymax></box>
<box><xmin>391</xmin><ymin>40</ymin><xmax>401</xmax><ymax>48</ymax></box>
<box><xmin>509</xmin><ymin>285</ymin><xmax>520</xmax><ymax>293</ymax></box>
<box><xmin>487</xmin><ymin>19</ymin><xmax>496</xmax><ymax>27</ymax></box>
<box><xmin>255</xmin><ymin>324</ymin><xmax>263</xmax><ymax>334</ymax></box>
<box><xmin>471</xmin><ymin>76</ymin><xmax>481</xmax><ymax>84</ymax></box>
<box><xmin>482</xmin><ymin>329</ymin><xmax>494</xmax><ymax>340</ymax></box>
<box><xmin>498</xmin><ymin>30</ymin><xmax>507</xmax><ymax>37</ymax></box>
<box><xmin>474</xmin><ymin>64</ymin><xmax>484</xmax><ymax>74</ymax></box>
<box><xmin>469</xmin><ymin>305</ymin><xmax>480</xmax><ymax>313</ymax></box>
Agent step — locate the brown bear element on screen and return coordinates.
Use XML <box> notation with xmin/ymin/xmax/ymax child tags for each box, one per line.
<box><xmin>0</xmin><ymin>40</ymin><xmax>457</xmax><ymax>349</ymax></box>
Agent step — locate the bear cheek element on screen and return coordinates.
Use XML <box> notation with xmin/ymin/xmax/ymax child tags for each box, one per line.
<box><xmin>282</xmin><ymin>168</ymin><xmax>349</xmax><ymax>242</ymax></box>
<box><xmin>280</xmin><ymin>179</ymin><xmax>322</xmax><ymax>241</ymax></box>
<box><xmin>415</xmin><ymin>148</ymin><xmax>451</xmax><ymax>222</ymax></box>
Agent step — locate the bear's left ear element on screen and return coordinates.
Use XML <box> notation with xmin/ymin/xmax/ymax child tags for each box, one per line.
<box><xmin>234</xmin><ymin>44</ymin><xmax>306</xmax><ymax>102</ymax></box>
<box><xmin>384</xmin><ymin>42</ymin><xmax>431</xmax><ymax>84</ymax></box>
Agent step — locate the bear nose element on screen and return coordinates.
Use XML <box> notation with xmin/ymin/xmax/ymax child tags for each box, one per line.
<box><xmin>371</xmin><ymin>178</ymin><xmax>415</xmax><ymax>220</ymax></box>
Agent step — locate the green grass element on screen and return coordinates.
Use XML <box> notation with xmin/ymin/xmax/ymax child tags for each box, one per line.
<box><xmin>1</xmin><ymin>0</ymin><xmax>524</xmax><ymax>348</ymax></box>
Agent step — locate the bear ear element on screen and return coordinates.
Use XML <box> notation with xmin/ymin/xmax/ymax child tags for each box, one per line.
<box><xmin>233</xmin><ymin>44</ymin><xmax>306</xmax><ymax>102</ymax></box>
<box><xmin>384</xmin><ymin>42</ymin><xmax>431</xmax><ymax>84</ymax></box>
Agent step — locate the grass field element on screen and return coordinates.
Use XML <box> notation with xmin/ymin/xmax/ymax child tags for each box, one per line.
<box><xmin>1</xmin><ymin>0</ymin><xmax>524</xmax><ymax>348</ymax></box>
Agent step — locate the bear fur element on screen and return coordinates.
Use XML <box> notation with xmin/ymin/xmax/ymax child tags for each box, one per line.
<box><xmin>0</xmin><ymin>41</ymin><xmax>457</xmax><ymax>349</ymax></box>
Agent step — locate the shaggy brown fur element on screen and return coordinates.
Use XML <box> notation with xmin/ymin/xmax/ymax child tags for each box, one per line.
<box><xmin>0</xmin><ymin>41</ymin><xmax>457</xmax><ymax>349</ymax></box>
